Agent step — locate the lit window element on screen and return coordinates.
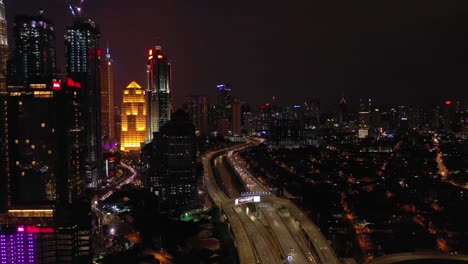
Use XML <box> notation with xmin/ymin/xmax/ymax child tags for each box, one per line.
<box><xmin>15</xmin><ymin>161</ymin><xmax>19</xmax><ymax>166</ymax></box>
<box><xmin>48</xmin><ymin>150</ymin><xmax>52</xmax><ymax>155</ymax></box>
<box><xmin>32</xmin><ymin>161</ymin><xmax>36</xmax><ymax>166</ymax></box>
<box><xmin>25</xmin><ymin>139</ymin><xmax>30</xmax><ymax>144</ymax></box>
<box><xmin>31</xmin><ymin>145</ymin><xmax>35</xmax><ymax>149</ymax></box>
<box><xmin>41</xmin><ymin>123</ymin><xmax>46</xmax><ymax>128</ymax></box>
<box><xmin>21</xmin><ymin>172</ymin><xmax>25</xmax><ymax>176</ymax></box>
<box><xmin>15</xmin><ymin>139</ymin><xmax>19</xmax><ymax>144</ymax></box>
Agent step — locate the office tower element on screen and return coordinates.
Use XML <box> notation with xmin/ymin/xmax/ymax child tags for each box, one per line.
<box><xmin>240</xmin><ymin>102</ymin><xmax>253</xmax><ymax>134</ymax></box>
<box><xmin>217</xmin><ymin>84</ymin><xmax>231</xmax><ymax>111</ymax></box>
<box><xmin>338</xmin><ymin>94</ymin><xmax>347</xmax><ymax>126</ymax></box>
<box><xmin>12</xmin><ymin>10</ymin><xmax>56</xmax><ymax>86</ymax></box>
<box><xmin>0</xmin><ymin>0</ymin><xmax>7</xmax><ymax>91</ymax></box>
<box><xmin>304</xmin><ymin>99</ymin><xmax>320</xmax><ymax>128</ymax></box>
<box><xmin>442</xmin><ymin>100</ymin><xmax>455</xmax><ymax>131</ymax></box>
<box><xmin>370</xmin><ymin>108</ymin><xmax>382</xmax><ymax>129</ymax></box>
<box><xmin>66</xmin><ymin>18</ymin><xmax>101</xmax><ymax>189</ymax></box>
<box><xmin>100</xmin><ymin>43</ymin><xmax>115</xmax><ymax>149</ymax></box>
<box><xmin>6</xmin><ymin>87</ymin><xmax>63</xmax><ymax>207</ymax></box>
<box><xmin>147</xmin><ymin>45</ymin><xmax>171</xmax><ymax>139</ymax></box>
<box><xmin>0</xmin><ymin>0</ymin><xmax>8</xmax><ymax>214</ymax></box>
<box><xmin>185</xmin><ymin>95</ymin><xmax>209</xmax><ymax>136</ymax></box>
<box><xmin>148</xmin><ymin>110</ymin><xmax>196</xmax><ymax>210</ymax></box>
<box><xmin>359</xmin><ymin>98</ymin><xmax>372</xmax><ymax>129</ymax></box>
<box><xmin>216</xmin><ymin>84</ymin><xmax>232</xmax><ymax>124</ymax></box>
<box><xmin>232</xmin><ymin>99</ymin><xmax>241</xmax><ymax>135</ymax></box>
<box><xmin>0</xmin><ymin>211</ymin><xmax>91</xmax><ymax>263</ymax></box>
<box><xmin>121</xmin><ymin>81</ymin><xmax>147</xmax><ymax>151</ymax></box>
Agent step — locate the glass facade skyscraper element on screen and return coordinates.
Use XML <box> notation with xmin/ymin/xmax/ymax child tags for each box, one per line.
<box><xmin>0</xmin><ymin>0</ymin><xmax>7</xmax><ymax>91</ymax></box>
<box><xmin>12</xmin><ymin>10</ymin><xmax>56</xmax><ymax>86</ymax></box>
<box><xmin>147</xmin><ymin>45</ymin><xmax>171</xmax><ymax>139</ymax></box>
<box><xmin>66</xmin><ymin>18</ymin><xmax>101</xmax><ymax>189</ymax></box>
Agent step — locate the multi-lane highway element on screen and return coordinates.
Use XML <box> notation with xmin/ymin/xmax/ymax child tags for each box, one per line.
<box><xmin>203</xmin><ymin>141</ymin><xmax>340</xmax><ymax>264</ymax></box>
<box><xmin>226</xmin><ymin>144</ymin><xmax>340</xmax><ymax>264</ymax></box>
<box><xmin>99</xmin><ymin>161</ymin><xmax>138</xmax><ymax>201</ymax></box>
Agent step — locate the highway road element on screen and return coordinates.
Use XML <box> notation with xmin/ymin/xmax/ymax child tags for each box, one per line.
<box><xmin>99</xmin><ymin>161</ymin><xmax>138</xmax><ymax>201</ymax></box>
<box><xmin>225</xmin><ymin>141</ymin><xmax>341</xmax><ymax>264</ymax></box>
<box><xmin>202</xmin><ymin>145</ymin><xmax>260</xmax><ymax>264</ymax></box>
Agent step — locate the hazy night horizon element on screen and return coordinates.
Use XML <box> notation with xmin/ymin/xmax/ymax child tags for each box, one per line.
<box><xmin>6</xmin><ymin>0</ymin><xmax>468</xmax><ymax>109</ymax></box>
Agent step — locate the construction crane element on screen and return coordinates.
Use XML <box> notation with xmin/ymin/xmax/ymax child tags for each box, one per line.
<box><xmin>67</xmin><ymin>0</ymin><xmax>85</xmax><ymax>17</ymax></box>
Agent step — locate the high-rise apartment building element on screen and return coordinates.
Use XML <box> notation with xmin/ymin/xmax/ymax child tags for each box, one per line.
<box><xmin>121</xmin><ymin>81</ymin><xmax>147</xmax><ymax>151</ymax></box>
<box><xmin>147</xmin><ymin>45</ymin><xmax>171</xmax><ymax>139</ymax></box>
<box><xmin>11</xmin><ymin>10</ymin><xmax>56</xmax><ymax>86</ymax></box>
<box><xmin>66</xmin><ymin>18</ymin><xmax>101</xmax><ymax>189</ymax></box>
<box><xmin>100</xmin><ymin>44</ymin><xmax>115</xmax><ymax>149</ymax></box>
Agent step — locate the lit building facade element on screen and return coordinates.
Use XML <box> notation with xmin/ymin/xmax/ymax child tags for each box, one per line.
<box><xmin>121</xmin><ymin>81</ymin><xmax>147</xmax><ymax>151</ymax></box>
<box><xmin>147</xmin><ymin>45</ymin><xmax>171</xmax><ymax>139</ymax></box>
<box><xmin>0</xmin><ymin>220</ymin><xmax>91</xmax><ymax>263</ymax></box>
<box><xmin>0</xmin><ymin>0</ymin><xmax>8</xmax><ymax>214</ymax></box>
<box><xmin>100</xmin><ymin>44</ymin><xmax>115</xmax><ymax>149</ymax></box>
<box><xmin>0</xmin><ymin>0</ymin><xmax>7</xmax><ymax>91</ymax></box>
<box><xmin>66</xmin><ymin>18</ymin><xmax>101</xmax><ymax>189</ymax></box>
<box><xmin>12</xmin><ymin>10</ymin><xmax>56</xmax><ymax>86</ymax></box>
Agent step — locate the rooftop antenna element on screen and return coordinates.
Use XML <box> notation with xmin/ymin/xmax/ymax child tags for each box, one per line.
<box><xmin>155</xmin><ymin>35</ymin><xmax>162</xmax><ymax>50</ymax></box>
<box><xmin>106</xmin><ymin>40</ymin><xmax>111</xmax><ymax>59</ymax></box>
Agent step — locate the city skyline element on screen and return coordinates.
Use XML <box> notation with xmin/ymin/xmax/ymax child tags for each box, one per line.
<box><xmin>4</xmin><ymin>0</ymin><xmax>468</xmax><ymax>110</ymax></box>
<box><xmin>2</xmin><ymin>1</ymin><xmax>468</xmax><ymax>263</ymax></box>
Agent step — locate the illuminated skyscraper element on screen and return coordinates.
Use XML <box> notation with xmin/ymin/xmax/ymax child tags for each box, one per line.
<box><xmin>66</xmin><ymin>18</ymin><xmax>101</xmax><ymax>189</ymax></box>
<box><xmin>12</xmin><ymin>10</ymin><xmax>56</xmax><ymax>86</ymax></box>
<box><xmin>0</xmin><ymin>0</ymin><xmax>8</xmax><ymax>213</ymax></box>
<box><xmin>0</xmin><ymin>0</ymin><xmax>7</xmax><ymax>91</ymax></box>
<box><xmin>100</xmin><ymin>43</ymin><xmax>115</xmax><ymax>148</ymax></box>
<box><xmin>121</xmin><ymin>81</ymin><xmax>147</xmax><ymax>151</ymax></box>
<box><xmin>147</xmin><ymin>45</ymin><xmax>171</xmax><ymax>139</ymax></box>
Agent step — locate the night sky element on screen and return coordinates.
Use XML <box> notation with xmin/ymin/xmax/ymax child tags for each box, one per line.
<box><xmin>5</xmin><ymin>0</ymin><xmax>468</xmax><ymax>110</ymax></box>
